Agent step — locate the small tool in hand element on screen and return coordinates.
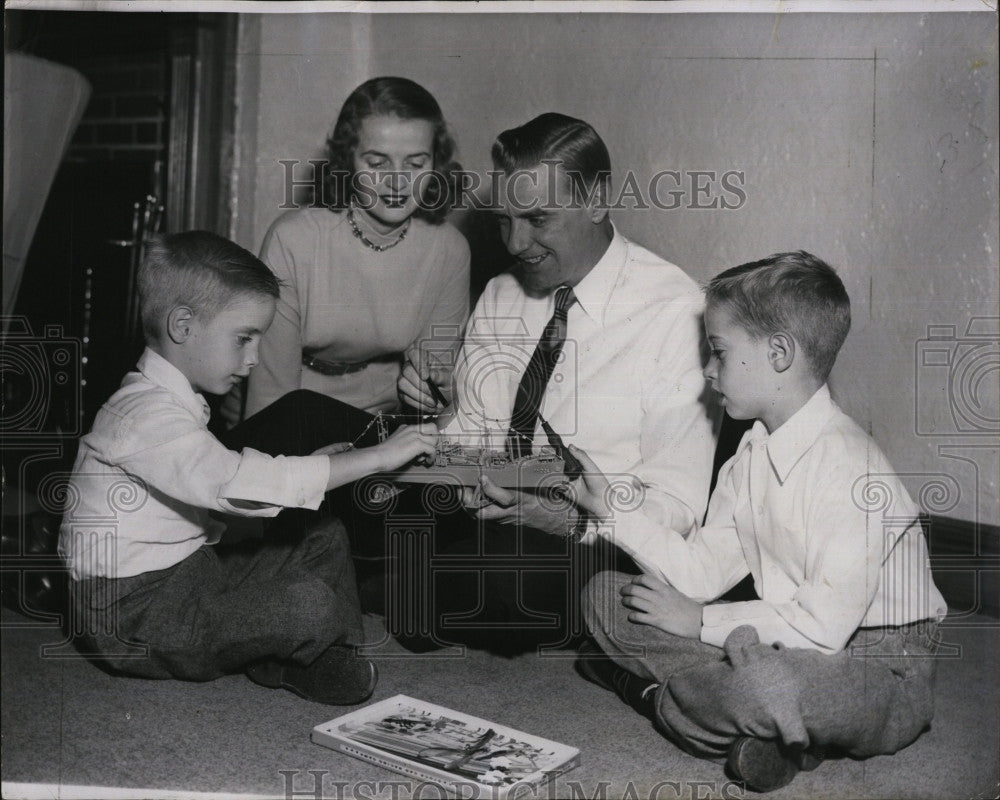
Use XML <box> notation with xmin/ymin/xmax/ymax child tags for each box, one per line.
<box><xmin>425</xmin><ymin>376</ymin><xmax>449</xmax><ymax>409</ymax></box>
<box><xmin>538</xmin><ymin>415</ymin><xmax>583</xmax><ymax>480</ymax></box>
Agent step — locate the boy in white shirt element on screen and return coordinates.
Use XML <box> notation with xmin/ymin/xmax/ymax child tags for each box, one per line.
<box><xmin>569</xmin><ymin>251</ymin><xmax>947</xmax><ymax>792</ymax></box>
<box><xmin>58</xmin><ymin>231</ymin><xmax>437</xmax><ymax>704</ymax></box>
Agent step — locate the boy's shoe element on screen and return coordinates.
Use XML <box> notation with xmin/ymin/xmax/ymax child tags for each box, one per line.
<box><xmin>246</xmin><ymin>645</ymin><xmax>377</xmax><ymax>705</ymax></box>
<box><xmin>575</xmin><ymin>640</ymin><xmax>659</xmax><ymax>719</ymax></box>
<box><xmin>726</xmin><ymin>737</ymin><xmax>800</xmax><ymax>793</ymax></box>
<box><xmin>574</xmin><ymin>639</ymin><xmax>618</xmax><ymax>692</ymax></box>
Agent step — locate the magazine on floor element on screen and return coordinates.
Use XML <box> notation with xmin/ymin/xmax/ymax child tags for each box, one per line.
<box><xmin>312</xmin><ymin>694</ymin><xmax>581</xmax><ymax>798</ymax></box>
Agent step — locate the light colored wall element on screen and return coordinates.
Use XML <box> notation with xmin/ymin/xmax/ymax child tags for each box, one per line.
<box><xmin>234</xmin><ymin>11</ymin><xmax>998</xmax><ymax>525</ymax></box>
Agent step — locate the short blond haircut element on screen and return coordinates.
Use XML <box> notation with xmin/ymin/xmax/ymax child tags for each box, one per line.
<box><xmin>705</xmin><ymin>251</ymin><xmax>851</xmax><ymax>382</ymax></box>
<box><xmin>138</xmin><ymin>231</ymin><xmax>280</xmax><ymax>341</ymax></box>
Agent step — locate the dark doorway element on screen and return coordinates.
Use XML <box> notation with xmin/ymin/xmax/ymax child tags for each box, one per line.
<box><xmin>7</xmin><ymin>10</ymin><xmax>237</xmax><ymax>438</ymax></box>
<box><xmin>2</xmin><ymin>13</ymin><xmax>238</xmax><ymax>617</ymax></box>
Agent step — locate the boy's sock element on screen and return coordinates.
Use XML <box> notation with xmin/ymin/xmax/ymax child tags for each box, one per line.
<box><xmin>575</xmin><ymin>640</ymin><xmax>659</xmax><ymax>719</ymax></box>
<box><xmin>246</xmin><ymin>644</ymin><xmax>377</xmax><ymax>705</ymax></box>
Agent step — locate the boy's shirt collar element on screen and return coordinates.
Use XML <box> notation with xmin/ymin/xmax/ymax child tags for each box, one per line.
<box><xmin>743</xmin><ymin>384</ymin><xmax>838</xmax><ymax>484</ymax></box>
<box><xmin>135</xmin><ymin>347</ymin><xmax>211</xmax><ymax>425</ymax></box>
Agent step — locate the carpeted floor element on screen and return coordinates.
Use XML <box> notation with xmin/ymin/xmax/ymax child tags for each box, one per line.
<box><xmin>1</xmin><ymin>607</ymin><xmax>998</xmax><ymax>800</ymax></box>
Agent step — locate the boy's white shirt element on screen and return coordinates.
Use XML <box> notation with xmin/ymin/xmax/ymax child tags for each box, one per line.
<box><xmin>58</xmin><ymin>347</ymin><xmax>331</xmax><ymax>581</ymax></box>
<box><xmin>600</xmin><ymin>384</ymin><xmax>948</xmax><ymax>654</ymax></box>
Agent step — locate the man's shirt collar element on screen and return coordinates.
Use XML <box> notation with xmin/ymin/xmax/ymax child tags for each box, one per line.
<box><xmin>569</xmin><ymin>224</ymin><xmax>628</xmax><ymax>327</ymax></box>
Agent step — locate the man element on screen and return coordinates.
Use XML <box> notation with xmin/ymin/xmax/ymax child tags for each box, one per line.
<box><xmin>399</xmin><ymin>113</ymin><xmax>717</xmax><ymax>653</ymax></box>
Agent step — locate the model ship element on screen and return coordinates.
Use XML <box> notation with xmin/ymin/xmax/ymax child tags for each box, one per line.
<box><xmin>392</xmin><ymin>439</ymin><xmax>567</xmax><ymax>488</ymax></box>
<box><xmin>366</xmin><ymin>412</ymin><xmax>571</xmax><ymax>488</ymax></box>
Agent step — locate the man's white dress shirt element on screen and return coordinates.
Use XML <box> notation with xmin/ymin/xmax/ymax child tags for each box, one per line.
<box><xmin>445</xmin><ymin>227</ymin><xmax>716</xmax><ymax>534</ymax></box>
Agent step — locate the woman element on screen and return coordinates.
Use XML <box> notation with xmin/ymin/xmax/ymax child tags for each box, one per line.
<box><xmin>243</xmin><ymin>77</ymin><xmax>470</xmax><ymax>419</ymax></box>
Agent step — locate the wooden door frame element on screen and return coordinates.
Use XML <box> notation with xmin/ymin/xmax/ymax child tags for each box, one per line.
<box><xmin>166</xmin><ymin>13</ymin><xmax>238</xmax><ymax>236</ymax></box>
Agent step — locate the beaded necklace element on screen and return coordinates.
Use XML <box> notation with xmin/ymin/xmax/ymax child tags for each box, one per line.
<box><xmin>347</xmin><ymin>204</ymin><xmax>411</xmax><ymax>252</ymax></box>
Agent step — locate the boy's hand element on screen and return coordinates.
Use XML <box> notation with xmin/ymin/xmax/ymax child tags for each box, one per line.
<box><xmin>563</xmin><ymin>445</ymin><xmax>614</xmax><ymax>521</ymax></box>
<box><xmin>621</xmin><ymin>573</ymin><xmax>703</xmax><ymax>639</ymax></box>
<box><xmin>372</xmin><ymin>423</ymin><xmax>439</xmax><ymax>472</ymax></box>
<box><xmin>458</xmin><ymin>484</ymin><xmax>494</xmax><ymax>511</ymax></box>
<box><xmin>323</xmin><ymin>427</ymin><xmax>436</xmax><ymax>492</ymax></box>
<box><xmin>458</xmin><ymin>476</ymin><xmax>515</xmax><ymax>519</ymax></box>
